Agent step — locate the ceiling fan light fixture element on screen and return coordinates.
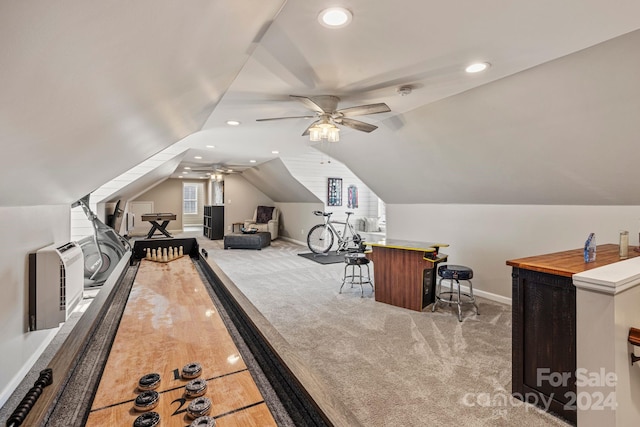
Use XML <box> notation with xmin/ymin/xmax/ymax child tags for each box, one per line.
<box><xmin>309</xmin><ymin>126</ymin><xmax>321</xmax><ymax>142</ymax></box>
<box><xmin>327</xmin><ymin>126</ymin><xmax>340</xmax><ymax>142</ymax></box>
<box><xmin>309</xmin><ymin>122</ymin><xmax>340</xmax><ymax>142</ymax></box>
<box><xmin>318</xmin><ymin>7</ymin><xmax>352</xmax><ymax>28</ymax></box>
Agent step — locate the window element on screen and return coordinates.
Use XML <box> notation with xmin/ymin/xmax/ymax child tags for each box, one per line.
<box><xmin>183</xmin><ymin>184</ymin><xmax>198</xmax><ymax>214</ymax></box>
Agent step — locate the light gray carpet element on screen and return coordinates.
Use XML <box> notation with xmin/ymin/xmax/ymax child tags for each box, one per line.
<box><xmin>195</xmin><ymin>234</ymin><xmax>571</xmax><ymax>427</ymax></box>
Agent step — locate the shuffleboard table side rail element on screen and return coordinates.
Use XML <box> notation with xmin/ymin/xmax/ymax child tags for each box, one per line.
<box><xmin>197</xmin><ymin>257</ymin><xmax>364</xmax><ymax>427</ymax></box>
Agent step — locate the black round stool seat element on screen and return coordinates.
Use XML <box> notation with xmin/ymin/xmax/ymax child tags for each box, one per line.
<box><xmin>438</xmin><ymin>264</ymin><xmax>473</xmax><ymax>280</ymax></box>
<box><xmin>344</xmin><ymin>253</ymin><xmax>370</xmax><ymax>265</ymax></box>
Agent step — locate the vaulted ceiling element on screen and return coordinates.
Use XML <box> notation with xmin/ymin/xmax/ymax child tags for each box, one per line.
<box><xmin>2</xmin><ymin>1</ymin><xmax>639</xmax><ymax>207</ymax></box>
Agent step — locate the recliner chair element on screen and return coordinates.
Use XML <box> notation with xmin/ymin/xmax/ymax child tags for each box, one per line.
<box><xmin>244</xmin><ymin>206</ymin><xmax>279</xmax><ymax>240</ymax></box>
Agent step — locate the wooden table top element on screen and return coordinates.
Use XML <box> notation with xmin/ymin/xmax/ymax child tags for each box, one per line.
<box><xmin>506</xmin><ymin>243</ymin><xmax>640</xmax><ymax>277</ymax></box>
<box><xmin>141</xmin><ymin>213</ymin><xmax>176</xmax><ymax>221</ymax></box>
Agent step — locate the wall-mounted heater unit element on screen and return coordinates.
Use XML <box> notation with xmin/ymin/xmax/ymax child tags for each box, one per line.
<box><xmin>29</xmin><ymin>242</ymin><xmax>84</xmax><ymax>330</ymax></box>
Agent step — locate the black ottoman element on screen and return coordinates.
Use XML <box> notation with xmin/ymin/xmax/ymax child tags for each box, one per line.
<box><xmin>223</xmin><ymin>232</ymin><xmax>271</xmax><ymax>250</ymax></box>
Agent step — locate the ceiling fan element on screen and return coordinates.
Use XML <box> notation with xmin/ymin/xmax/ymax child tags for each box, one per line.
<box><xmin>256</xmin><ymin>95</ymin><xmax>391</xmax><ymax>140</ymax></box>
<box><xmin>189</xmin><ymin>163</ymin><xmax>245</xmax><ymax>175</ymax></box>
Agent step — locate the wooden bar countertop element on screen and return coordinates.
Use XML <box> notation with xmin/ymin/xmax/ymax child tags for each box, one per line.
<box><xmin>506</xmin><ymin>243</ymin><xmax>640</xmax><ymax>277</ymax></box>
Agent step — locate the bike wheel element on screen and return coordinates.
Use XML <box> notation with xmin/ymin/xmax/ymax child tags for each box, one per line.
<box><xmin>307</xmin><ymin>224</ymin><xmax>334</xmax><ymax>254</ymax></box>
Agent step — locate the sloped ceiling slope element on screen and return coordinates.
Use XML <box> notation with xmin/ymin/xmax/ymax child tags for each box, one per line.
<box><xmin>322</xmin><ymin>29</ymin><xmax>640</xmax><ymax>205</ymax></box>
<box><xmin>241</xmin><ymin>158</ymin><xmax>319</xmax><ymax>203</ymax></box>
<box><xmin>0</xmin><ymin>0</ymin><xmax>284</xmax><ymax>207</ymax></box>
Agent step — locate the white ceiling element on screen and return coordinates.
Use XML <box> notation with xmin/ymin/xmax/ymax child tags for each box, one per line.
<box><xmin>2</xmin><ymin>1</ymin><xmax>640</xmax><ymax>206</ymax></box>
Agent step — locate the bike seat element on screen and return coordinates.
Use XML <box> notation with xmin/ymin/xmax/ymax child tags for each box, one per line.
<box><xmin>313</xmin><ymin>211</ymin><xmax>332</xmax><ymax>217</ymax></box>
<box><xmin>345</xmin><ymin>211</ymin><xmax>354</xmax><ymax>216</ymax></box>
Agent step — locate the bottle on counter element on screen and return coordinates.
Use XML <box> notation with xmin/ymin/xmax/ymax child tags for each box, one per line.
<box><xmin>584</xmin><ymin>233</ymin><xmax>596</xmax><ymax>263</ymax></box>
<box><xmin>619</xmin><ymin>230</ymin><xmax>629</xmax><ymax>259</ymax></box>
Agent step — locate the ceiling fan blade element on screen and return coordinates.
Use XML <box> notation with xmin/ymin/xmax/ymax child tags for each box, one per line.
<box><xmin>256</xmin><ymin>115</ymin><xmax>316</xmax><ymax>122</ymax></box>
<box><xmin>338</xmin><ymin>117</ymin><xmax>378</xmax><ymax>133</ymax></box>
<box><xmin>290</xmin><ymin>95</ymin><xmax>326</xmax><ymax>113</ymax></box>
<box><xmin>337</xmin><ymin>103</ymin><xmax>391</xmax><ymax>117</ymax></box>
<box><xmin>301</xmin><ymin>119</ymin><xmax>321</xmax><ymax>136</ymax></box>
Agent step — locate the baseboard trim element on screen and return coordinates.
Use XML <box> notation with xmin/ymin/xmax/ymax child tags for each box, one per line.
<box><xmin>280</xmin><ymin>236</ymin><xmax>306</xmax><ymax>247</ymax></box>
<box><xmin>440</xmin><ymin>282</ymin><xmax>512</xmax><ymax>306</ymax></box>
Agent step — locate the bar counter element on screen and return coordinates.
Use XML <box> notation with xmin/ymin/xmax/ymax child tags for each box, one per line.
<box><xmin>506</xmin><ymin>243</ymin><xmax>639</xmax><ymax>424</ymax></box>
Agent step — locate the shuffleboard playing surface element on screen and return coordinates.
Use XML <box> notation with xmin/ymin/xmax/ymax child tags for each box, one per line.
<box><xmin>85</xmin><ymin>257</ymin><xmax>276</xmax><ymax>426</ymax></box>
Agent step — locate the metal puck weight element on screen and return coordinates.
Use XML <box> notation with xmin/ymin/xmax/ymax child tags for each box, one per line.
<box><xmin>133</xmin><ymin>411</ymin><xmax>160</xmax><ymax>427</ymax></box>
<box><xmin>185</xmin><ymin>378</ymin><xmax>208</xmax><ymax>398</ymax></box>
<box><xmin>137</xmin><ymin>373</ymin><xmax>161</xmax><ymax>391</ymax></box>
<box><xmin>187</xmin><ymin>396</ymin><xmax>212</xmax><ymax>419</ymax></box>
<box><xmin>181</xmin><ymin>362</ymin><xmax>203</xmax><ymax>379</ymax></box>
<box><xmin>134</xmin><ymin>390</ymin><xmax>160</xmax><ymax>412</ymax></box>
<box><xmin>189</xmin><ymin>415</ymin><xmax>216</xmax><ymax>427</ymax></box>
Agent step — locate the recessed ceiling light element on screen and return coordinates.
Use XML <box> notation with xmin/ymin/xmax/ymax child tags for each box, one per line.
<box><xmin>206</xmin><ymin>145</ymin><xmax>215</xmax><ymax>148</ymax></box>
<box><xmin>249</xmin><ymin>160</ymin><xmax>256</xmax><ymax>163</ymax></box>
<box><xmin>178</xmin><ymin>175</ymin><xmax>183</xmax><ymax>178</ymax></box>
<box><xmin>184</xmin><ymin>166</ymin><xmax>191</xmax><ymax>170</ymax></box>
<box><xmin>183</xmin><ymin>172</ymin><xmax>188</xmax><ymax>174</ymax></box>
<box><xmin>465</xmin><ymin>62</ymin><xmax>491</xmax><ymax>73</ymax></box>
<box><xmin>194</xmin><ymin>156</ymin><xmax>202</xmax><ymax>159</ymax></box>
<box><xmin>318</xmin><ymin>7</ymin><xmax>352</xmax><ymax>28</ymax></box>
<box><xmin>271</xmin><ymin>150</ymin><xmax>279</xmax><ymax>154</ymax></box>
<box><xmin>226</xmin><ymin>120</ymin><xmax>240</xmax><ymax>126</ymax></box>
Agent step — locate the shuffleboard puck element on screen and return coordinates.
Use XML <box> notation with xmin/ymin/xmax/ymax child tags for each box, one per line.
<box><xmin>134</xmin><ymin>390</ymin><xmax>160</xmax><ymax>412</ymax></box>
<box><xmin>187</xmin><ymin>397</ymin><xmax>212</xmax><ymax>419</ymax></box>
<box><xmin>133</xmin><ymin>411</ymin><xmax>160</xmax><ymax>427</ymax></box>
<box><xmin>185</xmin><ymin>378</ymin><xmax>208</xmax><ymax>398</ymax></box>
<box><xmin>182</xmin><ymin>362</ymin><xmax>203</xmax><ymax>379</ymax></box>
<box><xmin>138</xmin><ymin>373</ymin><xmax>161</xmax><ymax>391</ymax></box>
<box><xmin>189</xmin><ymin>415</ymin><xmax>216</xmax><ymax>427</ymax></box>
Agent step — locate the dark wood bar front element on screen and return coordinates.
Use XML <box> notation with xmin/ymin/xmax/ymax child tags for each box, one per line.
<box><xmin>365</xmin><ymin>239</ymin><xmax>448</xmax><ymax>311</ymax></box>
<box><xmin>506</xmin><ymin>244</ymin><xmax>639</xmax><ymax>425</ymax></box>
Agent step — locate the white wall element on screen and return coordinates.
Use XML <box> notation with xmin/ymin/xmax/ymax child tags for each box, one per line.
<box><xmin>0</xmin><ymin>205</ymin><xmax>70</xmax><ymax>407</ymax></box>
<box><xmin>276</xmin><ymin>202</ymin><xmax>324</xmax><ymax>244</ymax></box>
<box><xmin>281</xmin><ymin>152</ymin><xmax>379</xmax><ymax>221</ymax></box>
<box><xmin>223</xmin><ymin>175</ymin><xmax>275</xmax><ymax>234</ymax></box>
<box><xmin>573</xmin><ymin>259</ymin><xmax>640</xmax><ymax>427</ymax></box>
<box><xmin>388</xmin><ymin>204</ymin><xmax>640</xmax><ymax>299</ymax></box>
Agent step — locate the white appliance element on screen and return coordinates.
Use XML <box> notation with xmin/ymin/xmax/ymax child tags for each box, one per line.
<box><xmin>29</xmin><ymin>241</ymin><xmax>84</xmax><ymax>330</ymax></box>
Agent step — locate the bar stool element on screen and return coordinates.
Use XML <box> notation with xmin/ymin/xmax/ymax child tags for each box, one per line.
<box><xmin>432</xmin><ymin>264</ymin><xmax>479</xmax><ymax>322</ymax></box>
<box><xmin>340</xmin><ymin>253</ymin><xmax>373</xmax><ymax>297</ymax></box>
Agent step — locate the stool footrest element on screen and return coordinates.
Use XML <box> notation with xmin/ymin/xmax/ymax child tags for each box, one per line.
<box><xmin>432</xmin><ymin>266</ymin><xmax>479</xmax><ymax>321</ymax></box>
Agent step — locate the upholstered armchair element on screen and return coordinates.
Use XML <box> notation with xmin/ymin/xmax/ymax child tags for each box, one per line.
<box><xmin>244</xmin><ymin>206</ymin><xmax>279</xmax><ymax>240</ymax></box>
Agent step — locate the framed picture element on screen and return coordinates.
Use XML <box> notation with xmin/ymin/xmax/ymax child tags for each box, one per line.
<box><xmin>347</xmin><ymin>185</ymin><xmax>358</xmax><ymax>208</ymax></box>
<box><xmin>327</xmin><ymin>177</ymin><xmax>342</xmax><ymax>206</ymax></box>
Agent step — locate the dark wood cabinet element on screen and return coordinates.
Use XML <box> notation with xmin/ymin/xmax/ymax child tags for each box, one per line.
<box><xmin>511</xmin><ymin>267</ymin><xmax>576</xmax><ymax>424</ymax></box>
<box><xmin>507</xmin><ymin>244</ymin><xmax>640</xmax><ymax>425</ymax></box>
<box><xmin>203</xmin><ymin>205</ymin><xmax>224</xmax><ymax>240</ymax></box>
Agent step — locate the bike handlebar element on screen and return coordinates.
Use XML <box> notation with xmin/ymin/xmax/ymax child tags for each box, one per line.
<box><xmin>313</xmin><ymin>210</ymin><xmax>354</xmax><ymax>217</ymax></box>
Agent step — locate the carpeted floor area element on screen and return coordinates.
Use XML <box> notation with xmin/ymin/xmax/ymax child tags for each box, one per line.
<box><xmin>194</xmin><ymin>235</ymin><xmax>572</xmax><ymax>427</ymax></box>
